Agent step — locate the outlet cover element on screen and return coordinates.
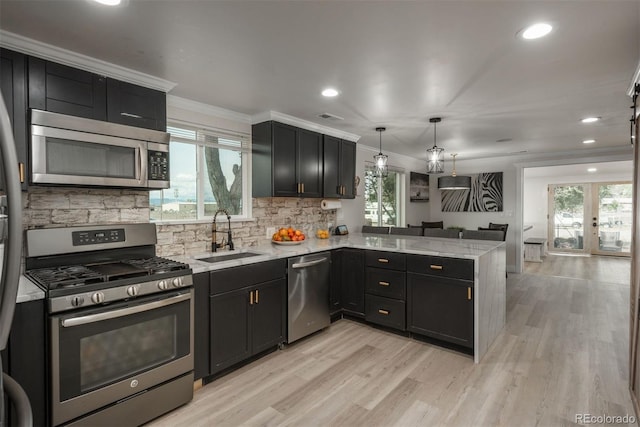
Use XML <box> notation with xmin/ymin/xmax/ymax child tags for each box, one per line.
<box><xmin>266</xmin><ymin>227</ymin><xmax>276</xmax><ymax>238</ymax></box>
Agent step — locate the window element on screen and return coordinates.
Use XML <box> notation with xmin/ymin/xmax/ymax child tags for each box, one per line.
<box><xmin>364</xmin><ymin>166</ymin><xmax>404</xmax><ymax>227</ymax></box>
<box><xmin>150</xmin><ymin>123</ymin><xmax>250</xmax><ymax>221</ymax></box>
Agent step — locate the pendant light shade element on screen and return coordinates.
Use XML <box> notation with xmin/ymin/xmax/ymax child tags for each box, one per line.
<box><xmin>373</xmin><ymin>127</ymin><xmax>388</xmax><ymax>177</ymax></box>
<box><xmin>438</xmin><ymin>154</ymin><xmax>471</xmax><ymax>190</ymax></box>
<box><xmin>426</xmin><ymin>117</ymin><xmax>444</xmax><ymax>174</ymax></box>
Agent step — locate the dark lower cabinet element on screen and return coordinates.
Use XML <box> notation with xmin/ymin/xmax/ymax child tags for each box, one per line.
<box><xmin>210</xmin><ymin>278</ymin><xmax>285</xmax><ymax>375</ymax></box>
<box><xmin>340</xmin><ymin>249</ymin><xmax>365</xmax><ymax>317</ymax></box>
<box><xmin>1</xmin><ymin>299</ymin><xmax>47</xmax><ymax>427</ymax></box>
<box><xmin>0</xmin><ymin>48</ymin><xmax>28</xmax><ymax>190</ymax></box>
<box><xmin>329</xmin><ymin>250</ymin><xmax>342</xmax><ymax>315</ymax></box>
<box><xmin>407</xmin><ymin>273</ymin><xmax>474</xmax><ymax>348</ymax></box>
<box><xmin>28</xmin><ymin>57</ymin><xmax>107</xmax><ymax>120</ymax></box>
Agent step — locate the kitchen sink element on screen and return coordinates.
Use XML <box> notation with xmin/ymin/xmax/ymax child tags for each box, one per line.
<box><xmin>198</xmin><ymin>252</ymin><xmax>264</xmax><ymax>263</ymax></box>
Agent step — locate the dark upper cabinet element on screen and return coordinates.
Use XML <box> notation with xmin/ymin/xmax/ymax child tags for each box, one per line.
<box><xmin>27</xmin><ymin>56</ymin><xmax>166</xmax><ymax>131</ymax></box>
<box><xmin>252</xmin><ymin>121</ymin><xmax>323</xmax><ymax>198</ymax></box>
<box><xmin>323</xmin><ymin>135</ymin><xmax>356</xmax><ymax>199</ymax></box>
<box><xmin>28</xmin><ymin>57</ymin><xmax>107</xmax><ymax>120</ymax></box>
<box><xmin>106</xmin><ymin>79</ymin><xmax>167</xmax><ymax>131</ymax></box>
<box><xmin>340</xmin><ymin>248</ymin><xmax>365</xmax><ymax>317</ymax></box>
<box><xmin>0</xmin><ymin>48</ymin><xmax>28</xmax><ymax>190</ymax></box>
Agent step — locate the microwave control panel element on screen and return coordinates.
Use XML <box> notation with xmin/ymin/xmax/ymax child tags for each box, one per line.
<box><xmin>148</xmin><ymin>150</ymin><xmax>169</xmax><ymax>181</ymax></box>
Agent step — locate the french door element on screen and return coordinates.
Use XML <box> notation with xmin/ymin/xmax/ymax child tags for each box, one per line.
<box><xmin>548</xmin><ymin>182</ymin><xmax>631</xmax><ymax>257</ymax></box>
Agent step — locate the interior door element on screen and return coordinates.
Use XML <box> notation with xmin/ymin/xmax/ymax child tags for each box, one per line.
<box><xmin>590</xmin><ymin>182</ymin><xmax>632</xmax><ymax>257</ymax></box>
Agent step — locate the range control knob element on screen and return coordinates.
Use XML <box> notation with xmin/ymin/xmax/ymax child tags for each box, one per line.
<box><xmin>172</xmin><ymin>277</ymin><xmax>183</xmax><ymax>288</ymax></box>
<box><xmin>127</xmin><ymin>286</ymin><xmax>139</xmax><ymax>297</ymax></box>
<box><xmin>91</xmin><ymin>292</ymin><xmax>105</xmax><ymax>304</ymax></box>
<box><xmin>71</xmin><ymin>296</ymin><xmax>85</xmax><ymax>307</ymax></box>
<box><xmin>157</xmin><ymin>280</ymin><xmax>169</xmax><ymax>290</ymax></box>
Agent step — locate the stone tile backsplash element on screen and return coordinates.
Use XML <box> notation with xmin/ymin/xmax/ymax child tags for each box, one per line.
<box><xmin>22</xmin><ymin>188</ymin><xmax>336</xmax><ymax>257</ymax></box>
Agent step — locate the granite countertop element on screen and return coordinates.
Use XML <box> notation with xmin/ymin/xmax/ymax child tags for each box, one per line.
<box><xmin>17</xmin><ymin>274</ymin><xmax>45</xmax><ymax>303</ymax></box>
<box><xmin>174</xmin><ymin>233</ymin><xmax>505</xmax><ymax>274</ymax></box>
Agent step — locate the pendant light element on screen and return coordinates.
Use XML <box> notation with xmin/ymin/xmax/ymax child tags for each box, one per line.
<box><xmin>426</xmin><ymin>117</ymin><xmax>444</xmax><ymax>174</ymax></box>
<box><xmin>373</xmin><ymin>127</ymin><xmax>388</xmax><ymax>177</ymax></box>
<box><xmin>438</xmin><ymin>153</ymin><xmax>471</xmax><ymax>190</ymax></box>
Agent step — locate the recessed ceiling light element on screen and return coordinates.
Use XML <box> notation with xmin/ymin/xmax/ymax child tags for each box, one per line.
<box><xmin>92</xmin><ymin>0</ymin><xmax>121</xmax><ymax>5</ymax></box>
<box><xmin>583</xmin><ymin>139</ymin><xmax>596</xmax><ymax>144</ymax></box>
<box><xmin>587</xmin><ymin>168</ymin><xmax>597</xmax><ymax>173</ymax></box>
<box><xmin>581</xmin><ymin>117</ymin><xmax>600</xmax><ymax>123</ymax></box>
<box><xmin>521</xmin><ymin>23</ymin><xmax>553</xmax><ymax>40</ymax></box>
<box><xmin>321</xmin><ymin>88</ymin><xmax>339</xmax><ymax>97</ymax></box>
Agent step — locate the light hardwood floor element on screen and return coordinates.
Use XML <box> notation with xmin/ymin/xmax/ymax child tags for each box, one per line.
<box><xmin>151</xmin><ymin>255</ymin><xmax>634</xmax><ymax>427</ymax></box>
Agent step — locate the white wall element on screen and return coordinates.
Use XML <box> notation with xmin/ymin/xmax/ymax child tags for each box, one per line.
<box><xmin>339</xmin><ymin>144</ymin><xmax>433</xmax><ymax>232</ymax></box>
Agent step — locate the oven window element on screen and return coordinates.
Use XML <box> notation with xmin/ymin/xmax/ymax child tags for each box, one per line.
<box><xmin>80</xmin><ymin>315</ymin><xmax>176</xmax><ymax>392</ymax></box>
<box><xmin>47</xmin><ymin>137</ymin><xmax>136</xmax><ymax>178</ymax></box>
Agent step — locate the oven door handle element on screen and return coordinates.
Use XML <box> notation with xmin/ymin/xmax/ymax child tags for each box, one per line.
<box><xmin>61</xmin><ymin>292</ymin><xmax>191</xmax><ymax>328</ymax></box>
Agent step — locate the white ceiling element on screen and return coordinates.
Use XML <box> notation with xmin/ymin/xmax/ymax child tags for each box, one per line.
<box><xmin>1</xmin><ymin>1</ymin><xmax>639</xmax><ymax>161</ymax></box>
<box><xmin>524</xmin><ymin>160</ymin><xmax>633</xmax><ymax>178</ymax></box>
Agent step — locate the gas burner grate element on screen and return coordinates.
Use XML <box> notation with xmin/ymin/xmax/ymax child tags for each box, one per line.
<box><xmin>27</xmin><ymin>265</ymin><xmax>106</xmax><ymax>289</ymax></box>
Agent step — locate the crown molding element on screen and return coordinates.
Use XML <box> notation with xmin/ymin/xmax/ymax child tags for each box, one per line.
<box><xmin>167</xmin><ymin>95</ymin><xmax>252</xmax><ymax>124</ymax></box>
<box><xmin>628</xmin><ymin>58</ymin><xmax>640</xmax><ymax>96</ymax></box>
<box><xmin>251</xmin><ymin>110</ymin><xmax>360</xmax><ymax>142</ymax></box>
<box><xmin>0</xmin><ymin>30</ymin><xmax>176</xmax><ymax>92</ymax></box>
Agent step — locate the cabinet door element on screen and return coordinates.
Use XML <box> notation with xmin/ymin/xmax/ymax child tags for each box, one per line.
<box><xmin>193</xmin><ymin>273</ymin><xmax>210</xmax><ymax>380</ymax></box>
<box><xmin>297</xmin><ymin>128</ymin><xmax>323</xmax><ymax>197</ymax></box>
<box><xmin>106</xmin><ymin>79</ymin><xmax>166</xmax><ymax>131</ymax></box>
<box><xmin>341</xmin><ymin>249</ymin><xmax>365</xmax><ymax>316</ymax></box>
<box><xmin>340</xmin><ymin>140</ymin><xmax>356</xmax><ymax>199</ymax></box>
<box><xmin>210</xmin><ymin>288</ymin><xmax>251</xmax><ymax>375</ymax></box>
<box><xmin>323</xmin><ymin>135</ymin><xmax>341</xmax><ymax>198</ymax></box>
<box><xmin>329</xmin><ymin>249</ymin><xmax>342</xmax><ymax>314</ymax></box>
<box><xmin>272</xmin><ymin>122</ymin><xmax>298</xmax><ymax>197</ymax></box>
<box><xmin>407</xmin><ymin>273</ymin><xmax>473</xmax><ymax>348</ymax></box>
<box><xmin>251</xmin><ymin>278</ymin><xmax>286</xmax><ymax>355</ymax></box>
<box><xmin>0</xmin><ymin>49</ymin><xmax>27</xmax><ymax>190</ymax></box>
<box><xmin>28</xmin><ymin>57</ymin><xmax>106</xmax><ymax>120</ymax></box>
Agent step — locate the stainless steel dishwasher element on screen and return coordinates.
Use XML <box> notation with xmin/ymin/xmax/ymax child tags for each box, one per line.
<box><xmin>287</xmin><ymin>252</ymin><xmax>331</xmax><ymax>343</ymax></box>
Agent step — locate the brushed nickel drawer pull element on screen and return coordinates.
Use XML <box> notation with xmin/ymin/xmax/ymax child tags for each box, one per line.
<box><xmin>467</xmin><ymin>287</ymin><xmax>472</xmax><ymax>300</ymax></box>
<box><xmin>430</xmin><ymin>265</ymin><xmax>443</xmax><ymax>270</ymax></box>
<box><xmin>378</xmin><ymin>309</ymin><xmax>389</xmax><ymax>315</ymax></box>
<box><xmin>378</xmin><ymin>258</ymin><xmax>389</xmax><ymax>263</ymax></box>
<box><xmin>379</xmin><ymin>281</ymin><xmax>390</xmax><ymax>286</ymax></box>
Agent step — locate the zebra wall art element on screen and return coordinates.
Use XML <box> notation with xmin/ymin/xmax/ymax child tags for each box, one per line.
<box><xmin>440</xmin><ymin>172</ymin><xmax>503</xmax><ymax>212</ymax></box>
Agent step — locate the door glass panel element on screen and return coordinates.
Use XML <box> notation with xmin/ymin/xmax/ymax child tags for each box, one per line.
<box><xmin>596</xmin><ymin>183</ymin><xmax>632</xmax><ymax>254</ymax></box>
<box><xmin>47</xmin><ymin>138</ymin><xmax>136</xmax><ymax>178</ymax></box>
<box><xmin>550</xmin><ymin>185</ymin><xmax>585</xmax><ymax>252</ymax></box>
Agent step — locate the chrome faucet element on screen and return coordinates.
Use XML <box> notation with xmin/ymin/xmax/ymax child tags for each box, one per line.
<box><xmin>212</xmin><ymin>209</ymin><xmax>234</xmax><ymax>252</ymax></box>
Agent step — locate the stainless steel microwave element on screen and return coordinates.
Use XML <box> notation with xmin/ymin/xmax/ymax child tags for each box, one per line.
<box><xmin>30</xmin><ymin>109</ymin><xmax>170</xmax><ymax>189</ymax></box>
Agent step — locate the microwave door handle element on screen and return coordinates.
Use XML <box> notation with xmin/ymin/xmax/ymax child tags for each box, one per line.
<box><xmin>61</xmin><ymin>292</ymin><xmax>191</xmax><ymax>327</ymax></box>
<box><xmin>138</xmin><ymin>145</ymin><xmax>147</xmax><ymax>185</ymax></box>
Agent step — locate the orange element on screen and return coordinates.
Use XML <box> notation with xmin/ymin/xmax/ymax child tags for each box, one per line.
<box><xmin>279</xmin><ymin>228</ymin><xmax>288</xmax><ymax>237</ymax></box>
<box><xmin>295</xmin><ymin>230</ymin><xmax>301</xmax><ymax>236</ymax></box>
<box><xmin>287</xmin><ymin>227</ymin><xmax>294</xmax><ymax>234</ymax></box>
<box><xmin>299</xmin><ymin>234</ymin><xmax>305</xmax><ymax>240</ymax></box>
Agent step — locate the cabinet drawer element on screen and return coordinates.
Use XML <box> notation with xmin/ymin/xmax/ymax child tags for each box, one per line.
<box><xmin>210</xmin><ymin>259</ymin><xmax>285</xmax><ymax>295</ymax></box>
<box><xmin>366</xmin><ymin>250</ymin><xmax>406</xmax><ymax>270</ymax></box>
<box><xmin>406</xmin><ymin>254</ymin><xmax>473</xmax><ymax>280</ymax></box>
<box><xmin>365</xmin><ymin>267</ymin><xmax>406</xmax><ymax>300</ymax></box>
<box><xmin>365</xmin><ymin>294</ymin><xmax>406</xmax><ymax>331</ymax></box>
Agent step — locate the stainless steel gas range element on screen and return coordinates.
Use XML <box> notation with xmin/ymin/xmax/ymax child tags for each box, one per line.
<box><xmin>24</xmin><ymin>223</ymin><xmax>194</xmax><ymax>427</ymax></box>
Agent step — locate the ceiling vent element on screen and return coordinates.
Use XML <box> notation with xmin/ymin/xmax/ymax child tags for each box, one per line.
<box><xmin>318</xmin><ymin>112</ymin><xmax>344</xmax><ymax>121</ymax></box>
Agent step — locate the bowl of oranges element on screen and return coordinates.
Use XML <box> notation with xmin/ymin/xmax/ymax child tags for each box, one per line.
<box><xmin>272</xmin><ymin>227</ymin><xmax>306</xmax><ymax>245</ymax></box>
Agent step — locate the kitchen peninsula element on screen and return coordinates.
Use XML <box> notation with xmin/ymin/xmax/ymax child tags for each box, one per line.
<box><xmin>181</xmin><ymin>233</ymin><xmax>506</xmax><ymax>364</ymax></box>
